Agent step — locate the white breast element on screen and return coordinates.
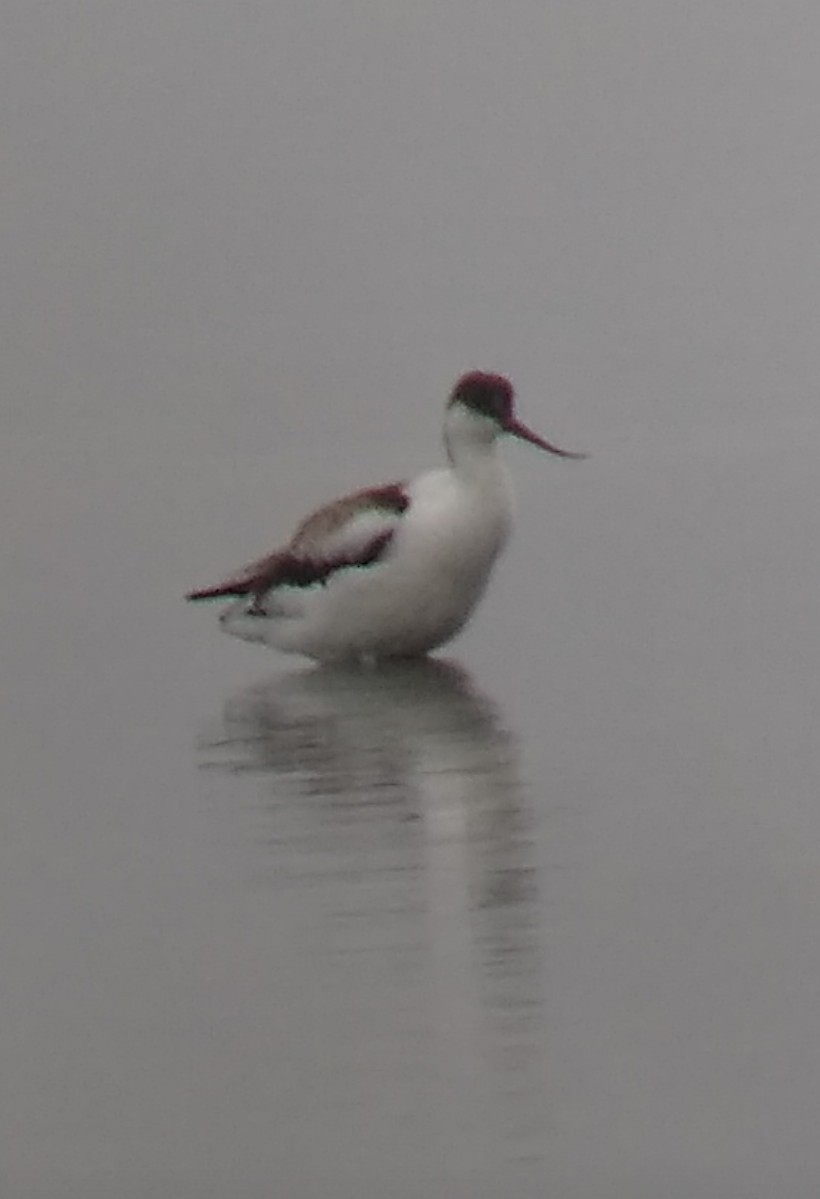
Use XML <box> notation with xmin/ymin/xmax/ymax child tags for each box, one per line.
<box><xmin>401</xmin><ymin>463</ymin><xmax>514</xmax><ymax>585</ymax></box>
<box><xmin>324</xmin><ymin>462</ymin><xmax>514</xmax><ymax>657</ymax></box>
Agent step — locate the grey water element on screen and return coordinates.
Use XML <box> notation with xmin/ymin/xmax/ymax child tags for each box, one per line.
<box><xmin>4</xmin><ymin>5</ymin><xmax>820</xmax><ymax>1197</ymax></box>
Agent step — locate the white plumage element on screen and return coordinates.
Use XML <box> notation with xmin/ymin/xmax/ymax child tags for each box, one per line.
<box><xmin>187</xmin><ymin>372</ymin><xmax>585</xmax><ymax>661</ymax></box>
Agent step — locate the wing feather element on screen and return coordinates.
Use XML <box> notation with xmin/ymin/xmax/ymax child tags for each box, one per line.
<box><xmin>186</xmin><ymin>482</ymin><xmax>409</xmax><ymax>602</ymax></box>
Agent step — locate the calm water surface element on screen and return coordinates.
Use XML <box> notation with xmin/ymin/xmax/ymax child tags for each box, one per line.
<box><xmin>3</xmin><ymin>408</ymin><xmax>820</xmax><ymax>1199</ymax></box>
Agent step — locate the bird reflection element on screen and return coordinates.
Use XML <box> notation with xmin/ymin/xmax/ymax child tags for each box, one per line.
<box><xmin>204</xmin><ymin>660</ymin><xmax>525</xmax><ymax>883</ymax></box>
<box><xmin>201</xmin><ymin>658</ymin><xmax>548</xmax><ymax>1163</ymax></box>
<box><xmin>209</xmin><ymin>656</ymin><xmax>508</xmax><ymax>790</ymax></box>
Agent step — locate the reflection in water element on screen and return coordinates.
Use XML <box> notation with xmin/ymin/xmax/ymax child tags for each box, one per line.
<box><xmin>201</xmin><ymin>658</ymin><xmax>549</xmax><ymax>1173</ymax></box>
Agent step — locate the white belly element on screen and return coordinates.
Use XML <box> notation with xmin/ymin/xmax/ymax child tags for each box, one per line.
<box><xmin>221</xmin><ymin>466</ymin><xmax>515</xmax><ymax>661</ymax></box>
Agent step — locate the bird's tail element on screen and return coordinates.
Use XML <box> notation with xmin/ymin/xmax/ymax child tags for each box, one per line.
<box><xmin>185</xmin><ymin>583</ymin><xmax>248</xmax><ymax>602</ymax></box>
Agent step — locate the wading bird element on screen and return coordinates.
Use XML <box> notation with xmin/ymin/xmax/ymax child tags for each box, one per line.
<box><xmin>186</xmin><ymin>372</ymin><xmax>586</xmax><ymax>660</ymax></box>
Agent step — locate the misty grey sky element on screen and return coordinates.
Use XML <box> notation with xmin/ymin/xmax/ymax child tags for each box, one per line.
<box><xmin>4</xmin><ymin>0</ymin><xmax>819</xmax><ymax>469</ymax></box>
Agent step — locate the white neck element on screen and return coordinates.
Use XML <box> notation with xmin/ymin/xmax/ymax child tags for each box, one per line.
<box><xmin>442</xmin><ymin>403</ymin><xmax>502</xmax><ymax>478</ymax></box>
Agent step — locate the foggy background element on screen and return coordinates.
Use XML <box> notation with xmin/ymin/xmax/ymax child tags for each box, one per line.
<box><xmin>6</xmin><ymin>2</ymin><xmax>819</xmax><ymax>457</ymax></box>
<box><xmin>3</xmin><ymin>3</ymin><xmax>820</xmax><ymax>1197</ymax></box>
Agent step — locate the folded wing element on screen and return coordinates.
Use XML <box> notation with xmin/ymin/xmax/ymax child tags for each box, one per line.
<box><xmin>186</xmin><ymin>482</ymin><xmax>409</xmax><ymax>603</ymax></box>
